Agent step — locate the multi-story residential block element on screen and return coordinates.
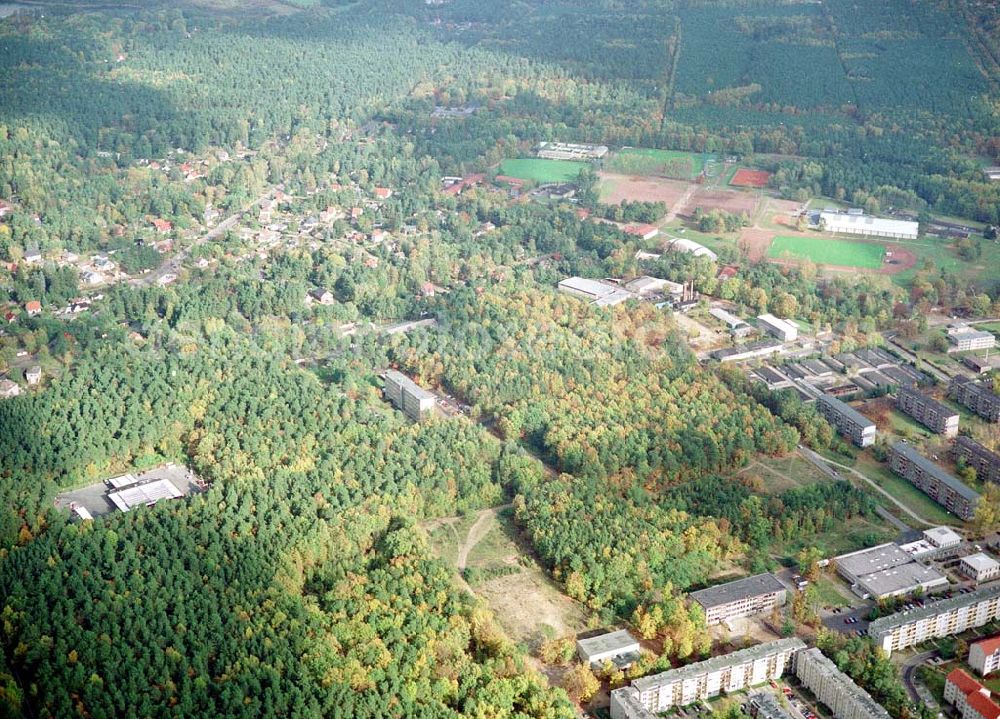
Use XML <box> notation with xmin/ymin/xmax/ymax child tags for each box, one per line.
<box><xmin>868</xmin><ymin>583</ymin><xmax>1000</xmax><ymax>656</ymax></box>
<box><xmin>954</xmin><ymin>437</ymin><xmax>1000</xmax><ymax>486</ymax></box>
<box><xmin>689</xmin><ymin>573</ymin><xmax>787</xmax><ymax>626</ymax></box>
<box><xmin>888</xmin><ymin>442</ymin><xmax>980</xmax><ymax>521</ymax></box>
<box><xmin>576</xmin><ymin>629</ymin><xmax>641</xmax><ymax>668</ymax></box>
<box><xmin>895</xmin><ymin>386</ymin><xmax>960</xmax><ymax>437</ymax></box>
<box><xmin>794</xmin><ymin>648</ymin><xmax>891</xmax><ymax>719</ymax></box>
<box><xmin>950</xmin><ymin>377</ymin><xmax>1000</xmax><ymax>423</ymax></box>
<box><xmin>970</xmin><ymin>635</ymin><xmax>1000</xmax><ymax>676</ymax></box>
<box><xmin>962</xmin><ymin>554</ymin><xmax>1000</xmax><ymax>584</ymax></box>
<box><xmin>610</xmin><ymin>638</ymin><xmax>805</xmax><ymax>717</ymax></box>
<box><xmin>944</xmin><ymin>669</ymin><xmax>1000</xmax><ymax>719</ymax></box>
<box><xmin>817</xmin><ymin>395</ymin><xmax>876</xmax><ymax>447</ymax></box>
<box><xmin>383</xmin><ymin>370</ymin><xmax>436</xmax><ymax>421</ymax></box>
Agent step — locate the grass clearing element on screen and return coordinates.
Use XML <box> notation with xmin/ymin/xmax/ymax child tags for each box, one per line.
<box><xmin>768</xmin><ymin>235</ymin><xmax>885</xmax><ymax>269</ymax></box>
<box><xmin>853</xmin><ymin>454</ymin><xmax>961</xmax><ymax>526</ymax></box>
<box><xmin>605</xmin><ymin>148</ymin><xmax>706</xmax><ymax>180</ymax></box>
<box><xmin>498</xmin><ymin>158</ymin><xmax>588</xmax><ymax>183</ymax></box>
<box><xmin>774</xmin><ymin>515</ymin><xmax>894</xmax><ymax>561</ymax></box>
<box><xmin>813</xmin><ymin>576</ymin><xmax>853</xmax><ymax>608</ymax></box>
<box><xmin>745</xmin><ymin>454</ymin><xmax>835</xmax><ymax>494</ymax></box>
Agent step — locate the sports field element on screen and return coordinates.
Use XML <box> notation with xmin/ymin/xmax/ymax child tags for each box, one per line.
<box><xmin>604</xmin><ymin>148</ymin><xmax>706</xmax><ymax>180</ymax></box>
<box><xmin>498</xmin><ymin>158</ymin><xmax>588</xmax><ymax>183</ymax></box>
<box><xmin>768</xmin><ymin>235</ymin><xmax>885</xmax><ymax>269</ymax></box>
<box><xmin>730</xmin><ymin>168</ymin><xmax>771</xmax><ymax>188</ymax></box>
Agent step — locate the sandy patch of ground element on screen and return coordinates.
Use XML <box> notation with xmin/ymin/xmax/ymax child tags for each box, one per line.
<box><xmin>475</xmin><ymin>569</ymin><xmax>589</xmax><ymax>648</ymax></box>
<box><xmin>685</xmin><ymin>188</ymin><xmax>759</xmax><ymax>216</ymax></box>
<box><xmin>598</xmin><ymin>172</ymin><xmax>690</xmax><ymax>205</ymax></box>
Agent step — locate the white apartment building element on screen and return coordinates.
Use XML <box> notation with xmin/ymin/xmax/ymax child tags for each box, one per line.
<box><xmin>689</xmin><ymin>573</ymin><xmax>787</xmax><ymax>626</ymax></box>
<box><xmin>868</xmin><ymin>584</ymin><xmax>1000</xmax><ymax>656</ymax></box>
<box><xmin>963</xmin><ymin>554</ymin><xmax>1000</xmax><ymax>584</ymax></box>
<box><xmin>610</xmin><ymin>638</ymin><xmax>805</xmax><ymax>717</ymax></box>
<box><xmin>970</xmin><ymin>636</ymin><xmax>1000</xmax><ymax>677</ymax></box>
<box><xmin>794</xmin><ymin>648</ymin><xmax>891</xmax><ymax>719</ymax></box>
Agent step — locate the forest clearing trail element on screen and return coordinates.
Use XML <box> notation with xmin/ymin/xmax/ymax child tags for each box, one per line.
<box><xmin>456</xmin><ymin>504</ymin><xmax>511</xmax><ymax>571</ymax></box>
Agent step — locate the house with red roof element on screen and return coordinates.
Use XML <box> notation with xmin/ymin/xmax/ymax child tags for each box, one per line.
<box><xmin>946</xmin><ymin>669</ymin><xmax>1000</xmax><ymax>719</ymax></box>
<box><xmin>972</xmin><ymin>636</ymin><xmax>1000</xmax><ymax>676</ymax></box>
<box><xmin>25</xmin><ymin>300</ymin><xmax>41</xmax><ymax>316</ymax></box>
<box><xmin>623</xmin><ymin>223</ymin><xmax>660</xmax><ymax>241</ymax></box>
<box><xmin>717</xmin><ymin>265</ymin><xmax>739</xmax><ymax>281</ymax></box>
<box><xmin>373</xmin><ymin>187</ymin><xmax>393</xmax><ymax>200</ymax></box>
<box><xmin>152</xmin><ymin>218</ymin><xmax>173</xmax><ymax>234</ymax></box>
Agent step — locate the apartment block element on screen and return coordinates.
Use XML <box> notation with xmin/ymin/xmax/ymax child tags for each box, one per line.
<box><xmin>610</xmin><ymin>638</ymin><xmax>805</xmax><ymax>717</ymax></box>
<box><xmin>817</xmin><ymin>395</ymin><xmax>876</xmax><ymax>448</ymax></box>
<box><xmin>895</xmin><ymin>386</ymin><xmax>960</xmax><ymax>437</ymax></box>
<box><xmin>888</xmin><ymin>442</ymin><xmax>980</xmax><ymax>521</ymax></box>
<box><xmin>947</xmin><ymin>325</ymin><xmax>997</xmax><ymax>353</ymax></box>
<box><xmin>950</xmin><ymin>377</ymin><xmax>1000</xmax><ymax>423</ymax></box>
<box><xmin>689</xmin><ymin>573</ymin><xmax>787</xmax><ymax>626</ymax></box>
<box><xmin>868</xmin><ymin>583</ymin><xmax>1000</xmax><ymax>656</ymax></box>
<box><xmin>970</xmin><ymin>635</ymin><xmax>1000</xmax><ymax>676</ymax></box>
<box><xmin>954</xmin><ymin>437</ymin><xmax>1000</xmax><ymax>486</ymax></box>
<box><xmin>794</xmin><ymin>648</ymin><xmax>891</xmax><ymax>719</ymax></box>
<box><xmin>383</xmin><ymin>370</ymin><xmax>436</xmax><ymax>421</ymax></box>
<box><xmin>944</xmin><ymin>669</ymin><xmax>1000</xmax><ymax>719</ymax></box>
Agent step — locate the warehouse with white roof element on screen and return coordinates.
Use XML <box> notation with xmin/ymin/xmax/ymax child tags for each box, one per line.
<box><xmin>819</xmin><ymin>211</ymin><xmax>918</xmax><ymax>240</ymax></box>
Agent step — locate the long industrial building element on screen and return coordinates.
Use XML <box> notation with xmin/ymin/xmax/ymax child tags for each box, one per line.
<box><xmin>895</xmin><ymin>386</ymin><xmax>959</xmax><ymax>437</ymax></box>
<box><xmin>794</xmin><ymin>648</ymin><xmax>891</xmax><ymax>719</ymax></box>
<box><xmin>383</xmin><ymin>370</ymin><xmax>436</xmax><ymax>421</ymax></box>
<box><xmin>950</xmin><ymin>376</ymin><xmax>1000</xmax><ymax>423</ymax></box>
<box><xmin>832</xmin><ymin>543</ymin><xmax>948</xmax><ymax>600</ymax></box>
<box><xmin>819</xmin><ymin>211</ymin><xmax>919</xmax><ymax>240</ymax></box>
<box><xmin>757</xmin><ymin>314</ymin><xmax>798</xmax><ymax>342</ymax></box>
<box><xmin>689</xmin><ymin>573</ymin><xmax>787</xmax><ymax>626</ymax></box>
<box><xmin>868</xmin><ymin>583</ymin><xmax>1000</xmax><ymax>655</ymax></box>
<box><xmin>610</xmin><ymin>638</ymin><xmax>805</xmax><ymax>718</ymax></box>
<box><xmin>953</xmin><ymin>436</ymin><xmax>1000</xmax><ymax>486</ymax></box>
<box><xmin>817</xmin><ymin>395</ymin><xmax>876</xmax><ymax>447</ymax></box>
<box><xmin>889</xmin><ymin>442</ymin><xmax>980</xmax><ymax>521</ymax></box>
<box><xmin>557</xmin><ymin>276</ymin><xmax>634</xmax><ymax>307</ymax></box>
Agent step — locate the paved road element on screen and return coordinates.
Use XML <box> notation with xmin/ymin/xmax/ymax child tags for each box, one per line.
<box><xmin>901</xmin><ymin>650</ymin><xmax>940</xmax><ymax>710</ymax></box>
<box><xmin>798</xmin><ymin>446</ymin><xmax>941</xmax><ymax>529</ymax></box>
<box><xmin>884</xmin><ymin>334</ymin><xmax>951</xmax><ymax>384</ymax></box>
<box><xmin>133</xmin><ymin>185</ymin><xmax>280</xmax><ymax>288</ymax></box>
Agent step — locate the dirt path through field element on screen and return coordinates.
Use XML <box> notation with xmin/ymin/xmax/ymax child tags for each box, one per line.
<box><xmin>456</xmin><ymin>504</ymin><xmax>511</xmax><ymax>571</ymax></box>
<box><xmin>662</xmin><ymin>182</ymin><xmax>698</xmax><ymax>224</ymax></box>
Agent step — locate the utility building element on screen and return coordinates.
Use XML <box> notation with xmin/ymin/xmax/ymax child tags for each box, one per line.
<box><xmin>576</xmin><ymin>630</ymin><xmax>641</xmax><ymax>669</ymax></box>
<box><xmin>895</xmin><ymin>387</ymin><xmax>959</xmax><ymax>437</ymax></box>
<box><xmin>383</xmin><ymin>370</ymin><xmax>436</xmax><ymax>421</ymax></box>
<box><xmin>817</xmin><ymin>395</ymin><xmax>876</xmax><ymax>447</ymax></box>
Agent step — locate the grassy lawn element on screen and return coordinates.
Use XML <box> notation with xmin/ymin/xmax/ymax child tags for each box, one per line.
<box><xmin>498</xmin><ymin>158</ymin><xmax>588</xmax><ymax>183</ymax></box>
<box><xmin>853</xmin><ymin>454</ymin><xmax>962</xmax><ymax>526</ymax></box>
<box><xmin>604</xmin><ymin>148</ymin><xmax>705</xmax><ymax>180</ymax></box>
<box><xmin>813</xmin><ymin>576</ymin><xmax>853</xmax><ymax>608</ymax></box>
<box><xmin>774</xmin><ymin>514</ymin><xmax>894</xmax><ymax>561</ymax></box>
<box><xmin>768</xmin><ymin>235</ymin><xmax>885</xmax><ymax>269</ymax></box>
<box><xmin>976</xmin><ymin>322</ymin><xmax>1000</xmax><ymax>334</ymax></box>
<box><xmin>890</xmin><ymin>236</ymin><xmax>1000</xmax><ymax>285</ymax></box>
<box><xmin>749</xmin><ymin>454</ymin><xmax>836</xmax><ymax>494</ymax></box>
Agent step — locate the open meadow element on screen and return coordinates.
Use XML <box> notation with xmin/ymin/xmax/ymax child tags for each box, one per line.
<box><xmin>498</xmin><ymin>158</ymin><xmax>588</xmax><ymax>183</ymax></box>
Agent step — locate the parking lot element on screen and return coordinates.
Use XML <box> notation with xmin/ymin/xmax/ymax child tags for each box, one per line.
<box><xmin>55</xmin><ymin>463</ymin><xmax>203</xmax><ymax>517</ymax></box>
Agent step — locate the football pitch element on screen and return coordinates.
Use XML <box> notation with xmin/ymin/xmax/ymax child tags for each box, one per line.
<box><xmin>498</xmin><ymin>158</ymin><xmax>589</xmax><ymax>183</ymax></box>
<box><xmin>768</xmin><ymin>235</ymin><xmax>885</xmax><ymax>269</ymax></box>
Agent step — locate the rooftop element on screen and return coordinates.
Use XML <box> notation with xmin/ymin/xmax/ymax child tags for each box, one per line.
<box><xmin>897</xmin><ymin>386</ymin><xmax>959</xmax><ymax>419</ymax></box>
<box><xmin>819</xmin><ymin>211</ymin><xmax>918</xmax><ymax>236</ymax></box>
<box><xmin>689</xmin><ymin>572</ymin><xmax>786</xmax><ymax>609</ymax></box>
<box><xmin>818</xmin><ymin>395</ymin><xmax>875</xmax><ymax>430</ymax></box>
<box><xmin>384</xmin><ymin>370</ymin><xmax>435</xmax><ymax>401</ymax></box>
<box><xmin>632</xmin><ymin>638</ymin><xmax>806</xmax><ymax>693</ymax></box>
<box><xmin>834</xmin><ymin>543</ymin><xmax>913</xmax><ymax>578</ymax></box>
<box><xmin>963</xmin><ymin>553</ymin><xmax>1000</xmax><ymax>573</ymax></box>
<box><xmin>972</xmin><ymin>634</ymin><xmax>1000</xmax><ymax>657</ymax></box>
<box><xmin>855</xmin><ymin>562</ymin><xmax>948</xmax><ymax>598</ymax></box>
<box><xmin>925</xmin><ymin>526</ymin><xmax>963</xmax><ymax>547</ymax></box>
<box><xmin>891</xmin><ymin>442</ymin><xmax>980</xmax><ymax>502</ymax></box>
<box><xmin>577</xmin><ymin>629</ymin><xmax>639</xmax><ymax>659</ymax></box>
<box><xmin>107</xmin><ymin>478</ymin><xmax>183</xmax><ymax>512</ymax></box>
<box><xmin>757</xmin><ymin>314</ymin><xmax>798</xmax><ymax>336</ymax></box>
<box><xmin>869</xmin><ymin>583</ymin><xmax>1000</xmax><ymax>636</ymax></box>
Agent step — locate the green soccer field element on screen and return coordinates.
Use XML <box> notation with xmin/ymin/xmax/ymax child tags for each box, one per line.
<box><xmin>768</xmin><ymin>235</ymin><xmax>885</xmax><ymax>269</ymax></box>
<box><xmin>604</xmin><ymin>148</ymin><xmax>706</xmax><ymax>180</ymax></box>
<box><xmin>497</xmin><ymin>158</ymin><xmax>589</xmax><ymax>183</ymax></box>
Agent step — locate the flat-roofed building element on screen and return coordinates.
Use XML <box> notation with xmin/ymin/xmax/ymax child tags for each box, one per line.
<box><xmin>748</xmin><ymin>692</ymin><xmax>796</xmax><ymax>719</ymax></box>
<box><xmin>817</xmin><ymin>395</ymin><xmax>876</xmax><ymax>447</ymax></box>
<box><xmin>577</xmin><ymin>629</ymin><xmax>641</xmax><ymax>668</ymax></box>
<box><xmin>951</xmin><ymin>377</ymin><xmax>1000</xmax><ymax>423</ymax></box>
<box><xmin>944</xmin><ymin>668</ymin><xmax>1000</xmax><ymax>719</ymax></box>
<box><xmin>962</xmin><ymin>554</ymin><xmax>1000</xmax><ymax>584</ymax></box>
<box><xmin>889</xmin><ymin>442</ymin><xmax>979</xmax><ymax>520</ymax></box>
<box><xmin>896</xmin><ymin>386</ymin><xmax>959</xmax><ymax>437</ymax></box>
<box><xmin>537</xmin><ymin>141</ymin><xmax>609</xmax><ymax>160</ymax></box>
<box><xmin>819</xmin><ymin>211</ymin><xmax>918</xmax><ymax>240</ymax></box>
<box><xmin>868</xmin><ymin>583</ymin><xmax>1000</xmax><ymax>655</ymax></box>
<box><xmin>794</xmin><ymin>648</ymin><xmax>891</xmax><ymax>719</ymax></box>
<box><xmin>557</xmin><ymin>277</ymin><xmax>635</xmax><ymax>307</ymax></box>
<box><xmin>689</xmin><ymin>573</ymin><xmax>787</xmax><ymax>626</ymax></box>
<box><xmin>383</xmin><ymin>370</ymin><xmax>436</xmax><ymax>421</ymax></box>
<box><xmin>613</xmin><ymin>638</ymin><xmax>805</xmax><ymax>714</ymax></box>
<box><xmin>710</xmin><ymin>307</ymin><xmax>754</xmax><ymax>339</ymax></box>
<box><xmin>926</xmin><ymin>525</ymin><xmax>964</xmax><ymax>549</ymax></box>
<box><xmin>854</xmin><ymin>563</ymin><xmax>949</xmax><ymax>601</ymax></box>
<box><xmin>948</xmin><ymin>325</ymin><xmax>997</xmax><ymax>353</ymax></box>
<box><xmin>954</xmin><ymin>437</ymin><xmax>1000</xmax><ymax>486</ymax></box>
<box><xmin>712</xmin><ymin>341</ymin><xmax>785</xmax><ymax>364</ymax></box>
<box><xmin>970</xmin><ymin>635</ymin><xmax>1000</xmax><ymax>676</ymax></box>
<box><xmin>834</xmin><ymin>544</ymin><xmax>914</xmax><ymax>585</ymax></box>
<box><xmin>625</xmin><ymin>276</ymin><xmax>683</xmax><ymax>298</ymax></box>
<box><xmin>757</xmin><ymin>314</ymin><xmax>799</xmax><ymax>342</ymax></box>
<box><xmin>900</xmin><ymin>526</ymin><xmax>965</xmax><ymax>560</ymax></box>
<box><xmin>108</xmin><ymin>478</ymin><xmax>183</xmax><ymax>512</ymax></box>
<box><xmin>610</xmin><ymin>686</ymin><xmax>655</xmax><ymax>719</ymax></box>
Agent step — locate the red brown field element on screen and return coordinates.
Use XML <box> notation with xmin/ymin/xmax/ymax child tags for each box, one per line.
<box><xmin>685</xmin><ymin>188</ymin><xmax>759</xmax><ymax>216</ymax></box>
<box><xmin>730</xmin><ymin>168</ymin><xmax>771</xmax><ymax>187</ymax></box>
<box><xmin>598</xmin><ymin>172</ymin><xmax>690</xmax><ymax>205</ymax></box>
